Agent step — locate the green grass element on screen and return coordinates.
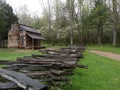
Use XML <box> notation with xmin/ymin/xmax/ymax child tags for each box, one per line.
<box><xmin>88</xmin><ymin>44</ymin><xmax>120</xmax><ymax>54</ymax></box>
<box><xmin>0</xmin><ymin>49</ymin><xmax>40</xmax><ymax>60</ymax></box>
<box><xmin>64</xmin><ymin>52</ymin><xmax>120</xmax><ymax>90</ymax></box>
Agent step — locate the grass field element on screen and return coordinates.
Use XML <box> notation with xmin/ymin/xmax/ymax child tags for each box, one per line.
<box><xmin>64</xmin><ymin>52</ymin><xmax>120</xmax><ymax>90</ymax></box>
<box><xmin>0</xmin><ymin>45</ymin><xmax>120</xmax><ymax>90</ymax></box>
<box><xmin>0</xmin><ymin>49</ymin><xmax>40</xmax><ymax>60</ymax></box>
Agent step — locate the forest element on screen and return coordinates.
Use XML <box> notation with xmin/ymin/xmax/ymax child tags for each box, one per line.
<box><xmin>0</xmin><ymin>0</ymin><xmax>120</xmax><ymax>46</ymax></box>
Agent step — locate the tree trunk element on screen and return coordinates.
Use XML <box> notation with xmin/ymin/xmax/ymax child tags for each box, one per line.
<box><xmin>0</xmin><ymin>36</ymin><xmax>3</xmax><ymax>48</ymax></box>
<box><xmin>48</xmin><ymin>0</ymin><xmax>52</xmax><ymax>32</ymax></box>
<box><xmin>0</xmin><ymin>36</ymin><xmax>1</xmax><ymax>48</ymax></box>
<box><xmin>70</xmin><ymin>27</ymin><xmax>74</xmax><ymax>45</ymax></box>
<box><xmin>112</xmin><ymin>0</ymin><xmax>118</xmax><ymax>46</ymax></box>
<box><xmin>67</xmin><ymin>0</ymin><xmax>75</xmax><ymax>45</ymax></box>
<box><xmin>97</xmin><ymin>22</ymin><xmax>103</xmax><ymax>45</ymax></box>
<box><xmin>97</xmin><ymin>29</ymin><xmax>102</xmax><ymax>45</ymax></box>
<box><xmin>113</xmin><ymin>29</ymin><xmax>117</xmax><ymax>46</ymax></box>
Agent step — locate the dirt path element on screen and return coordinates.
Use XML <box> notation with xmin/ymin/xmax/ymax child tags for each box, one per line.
<box><xmin>88</xmin><ymin>50</ymin><xmax>120</xmax><ymax>61</ymax></box>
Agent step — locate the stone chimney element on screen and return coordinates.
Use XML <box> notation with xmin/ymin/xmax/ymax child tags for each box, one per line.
<box><xmin>8</xmin><ymin>23</ymin><xmax>19</xmax><ymax>48</ymax></box>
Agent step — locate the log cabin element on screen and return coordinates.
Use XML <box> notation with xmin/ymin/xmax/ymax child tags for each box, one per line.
<box><xmin>8</xmin><ymin>23</ymin><xmax>45</xmax><ymax>49</ymax></box>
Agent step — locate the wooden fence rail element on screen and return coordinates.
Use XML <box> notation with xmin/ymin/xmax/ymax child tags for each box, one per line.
<box><xmin>0</xmin><ymin>46</ymin><xmax>87</xmax><ymax>89</ymax></box>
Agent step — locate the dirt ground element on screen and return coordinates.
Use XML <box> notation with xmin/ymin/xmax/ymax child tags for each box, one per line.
<box><xmin>88</xmin><ymin>50</ymin><xmax>120</xmax><ymax>61</ymax></box>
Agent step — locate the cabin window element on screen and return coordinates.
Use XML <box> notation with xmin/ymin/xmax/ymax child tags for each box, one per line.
<box><xmin>19</xmin><ymin>30</ymin><xmax>23</xmax><ymax>33</ymax></box>
<box><xmin>19</xmin><ymin>27</ymin><xmax>23</xmax><ymax>33</ymax></box>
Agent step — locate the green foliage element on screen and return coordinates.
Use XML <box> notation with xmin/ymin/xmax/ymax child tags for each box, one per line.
<box><xmin>85</xmin><ymin>0</ymin><xmax>110</xmax><ymax>44</ymax></box>
<box><xmin>32</xmin><ymin>18</ymin><xmax>45</xmax><ymax>29</ymax></box>
<box><xmin>90</xmin><ymin>0</ymin><xmax>109</xmax><ymax>26</ymax></box>
<box><xmin>0</xmin><ymin>1</ymin><xmax>17</xmax><ymax>39</ymax></box>
<box><xmin>14</xmin><ymin>0</ymin><xmax>120</xmax><ymax>46</ymax></box>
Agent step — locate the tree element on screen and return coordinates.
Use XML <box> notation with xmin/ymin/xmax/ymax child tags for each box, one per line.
<box><xmin>47</xmin><ymin>0</ymin><xmax>52</xmax><ymax>32</ymax></box>
<box><xmin>112</xmin><ymin>0</ymin><xmax>119</xmax><ymax>46</ymax></box>
<box><xmin>77</xmin><ymin>0</ymin><xmax>91</xmax><ymax>44</ymax></box>
<box><xmin>89</xmin><ymin>0</ymin><xmax>109</xmax><ymax>45</ymax></box>
<box><xmin>54</xmin><ymin>0</ymin><xmax>61</xmax><ymax>41</ymax></box>
<box><xmin>0</xmin><ymin>1</ymin><xmax>18</xmax><ymax>39</ymax></box>
<box><xmin>11</xmin><ymin>0</ymin><xmax>118</xmax><ymax>46</ymax></box>
<box><xmin>15</xmin><ymin>5</ymin><xmax>32</xmax><ymax>26</ymax></box>
<box><xmin>53</xmin><ymin>0</ymin><xmax>69</xmax><ymax>43</ymax></box>
<box><xmin>66</xmin><ymin>0</ymin><xmax>75</xmax><ymax>45</ymax></box>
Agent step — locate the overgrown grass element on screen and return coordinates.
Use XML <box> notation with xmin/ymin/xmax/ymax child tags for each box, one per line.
<box><xmin>64</xmin><ymin>52</ymin><xmax>120</xmax><ymax>90</ymax></box>
<box><xmin>88</xmin><ymin>44</ymin><xmax>120</xmax><ymax>54</ymax></box>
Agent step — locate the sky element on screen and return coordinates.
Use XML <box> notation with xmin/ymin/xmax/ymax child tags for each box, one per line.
<box><xmin>6</xmin><ymin>0</ymin><xmax>46</xmax><ymax>17</ymax></box>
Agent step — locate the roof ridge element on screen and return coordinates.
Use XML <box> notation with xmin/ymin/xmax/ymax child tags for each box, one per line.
<box><xmin>19</xmin><ymin>23</ymin><xmax>34</xmax><ymax>29</ymax></box>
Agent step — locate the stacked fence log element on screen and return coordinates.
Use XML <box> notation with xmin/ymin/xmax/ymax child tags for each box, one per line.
<box><xmin>0</xmin><ymin>46</ymin><xmax>87</xmax><ymax>89</ymax></box>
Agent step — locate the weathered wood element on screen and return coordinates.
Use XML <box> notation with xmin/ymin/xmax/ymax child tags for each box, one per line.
<box><xmin>39</xmin><ymin>49</ymin><xmax>83</xmax><ymax>59</ymax></box>
<box><xmin>40</xmin><ymin>48</ymin><xmax>83</xmax><ymax>53</ymax></box>
<box><xmin>17</xmin><ymin>57</ymin><xmax>78</xmax><ymax>62</ymax></box>
<box><xmin>0</xmin><ymin>82</ymin><xmax>18</xmax><ymax>89</ymax></box>
<box><xmin>0</xmin><ymin>60</ymin><xmax>14</xmax><ymax>65</ymax></box>
<box><xmin>38</xmin><ymin>76</ymin><xmax>70</xmax><ymax>83</ymax></box>
<box><xmin>32</xmin><ymin>54</ymin><xmax>81</xmax><ymax>59</ymax></box>
<box><xmin>49</xmin><ymin>69</ymin><xmax>64</xmax><ymax>76</ymax></box>
<box><xmin>26</xmin><ymin>71</ymin><xmax>51</xmax><ymax>76</ymax></box>
<box><xmin>51</xmin><ymin>76</ymin><xmax>70</xmax><ymax>82</ymax></box>
<box><xmin>38</xmin><ymin>77</ymin><xmax>70</xmax><ymax>83</ymax></box>
<box><xmin>7</xmin><ymin>64</ymin><xmax>52</xmax><ymax>71</ymax></box>
<box><xmin>16</xmin><ymin>58</ymin><xmax>78</xmax><ymax>66</ymax></box>
<box><xmin>0</xmin><ymin>46</ymin><xmax>86</xmax><ymax>89</ymax></box>
<box><xmin>25</xmin><ymin>69</ymin><xmax>73</xmax><ymax>77</ymax></box>
<box><xmin>68</xmin><ymin>45</ymin><xmax>86</xmax><ymax>51</ymax></box>
<box><xmin>0</xmin><ymin>68</ymin><xmax>48</xmax><ymax>90</ymax></box>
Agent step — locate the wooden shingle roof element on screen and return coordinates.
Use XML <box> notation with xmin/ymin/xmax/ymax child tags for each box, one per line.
<box><xmin>19</xmin><ymin>24</ymin><xmax>45</xmax><ymax>40</ymax></box>
<box><xmin>26</xmin><ymin>32</ymin><xmax>45</xmax><ymax>40</ymax></box>
<box><xmin>19</xmin><ymin>24</ymin><xmax>41</xmax><ymax>34</ymax></box>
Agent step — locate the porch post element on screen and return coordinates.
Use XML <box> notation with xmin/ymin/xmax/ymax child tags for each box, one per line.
<box><xmin>39</xmin><ymin>40</ymin><xmax>40</xmax><ymax>46</ymax></box>
<box><xmin>39</xmin><ymin>40</ymin><xmax>41</xmax><ymax>47</ymax></box>
<box><xmin>38</xmin><ymin>39</ymin><xmax>39</xmax><ymax>46</ymax></box>
<box><xmin>32</xmin><ymin>38</ymin><xmax>34</xmax><ymax>49</ymax></box>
